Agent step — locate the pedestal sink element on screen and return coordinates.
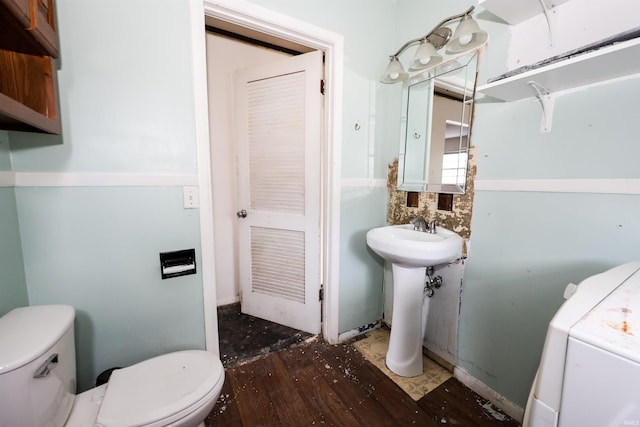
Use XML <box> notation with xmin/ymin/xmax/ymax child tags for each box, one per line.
<box><xmin>366</xmin><ymin>224</ymin><xmax>462</xmax><ymax>377</ymax></box>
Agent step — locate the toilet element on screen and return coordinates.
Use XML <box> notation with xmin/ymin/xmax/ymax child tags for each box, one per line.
<box><xmin>0</xmin><ymin>305</ymin><xmax>225</xmax><ymax>427</ymax></box>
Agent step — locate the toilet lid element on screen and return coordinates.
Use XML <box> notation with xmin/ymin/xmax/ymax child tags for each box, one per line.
<box><xmin>95</xmin><ymin>350</ymin><xmax>223</xmax><ymax>427</ymax></box>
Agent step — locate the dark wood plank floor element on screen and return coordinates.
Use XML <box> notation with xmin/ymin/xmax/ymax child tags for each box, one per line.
<box><xmin>206</xmin><ymin>338</ymin><xmax>521</xmax><ymax>426</ymax></box>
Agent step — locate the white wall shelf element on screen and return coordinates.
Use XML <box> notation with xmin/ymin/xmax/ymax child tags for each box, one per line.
<box><xmin>478</xmin><ymin>36</ymin><xmax>640</xmax><ymax>102</ymax></box>
<box><xmin>477</xmin><ymin>35</ymin><xmax>640</xmax><ymax>132</ymax></box>
<box><xmin>478</xmin><ymin>0</ymin><xmax>570</xmax><ymax>25</ymax></box>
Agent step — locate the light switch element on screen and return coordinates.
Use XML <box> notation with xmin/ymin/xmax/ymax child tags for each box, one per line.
<box><xmin>183</xmin><ymin>186</ymin><xmax>199</xmax><ymax>209</ymax></box>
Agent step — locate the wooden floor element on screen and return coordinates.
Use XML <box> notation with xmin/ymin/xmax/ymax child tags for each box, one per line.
<box><xmin>217</xmin><ymin>303</ymin><xmax>312</xmax><ymax>368</ymax></box>
<box><xmin>206</xmin><ymin>338</ymin><xmax>521</xmax><ymax>426</ymax></box>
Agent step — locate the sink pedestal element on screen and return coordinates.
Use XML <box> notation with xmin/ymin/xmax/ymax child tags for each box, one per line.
<box><xmin>366</xmin><ymin>223</ymin><xmax>462</xmax><ymax>378</ymax></box>
<box><xmin>386</xmin><ymin>264</ymin><xmax>426</xmax><ymax>377</ymax></box>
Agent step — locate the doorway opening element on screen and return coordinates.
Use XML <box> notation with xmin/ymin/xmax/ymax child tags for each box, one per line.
<box><xmin>203</xmin><ymin>12</ymin><xmax>338</xmax><ymax>363</ymax></box>
<box><xmin>205</xmin><ymin>27</ymin><xmax>316</xmax><ymax>361</ymax></box>
<box><xmin>197</xmin><ymin>0</ymin><xmax>343</xmax><ymax>354</ymax></box>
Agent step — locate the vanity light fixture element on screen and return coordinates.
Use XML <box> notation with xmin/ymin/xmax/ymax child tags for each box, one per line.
<box><xmin>380</xmin><ymin>5</ymin><xmax>487</xmax><ymax>84</ymax></box>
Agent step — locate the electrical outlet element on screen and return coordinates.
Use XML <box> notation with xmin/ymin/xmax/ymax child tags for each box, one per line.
<box><xmin>183</xmin><ymin>186</ymin><xmax>199</xmax><ymax>209</ymax></box>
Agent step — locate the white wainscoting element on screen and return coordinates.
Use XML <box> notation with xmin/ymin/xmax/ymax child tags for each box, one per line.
<box><xmin>0</xmin><ymin>172</ymin><xmax>15</xmax><ymax>187</ymax></box>
<box><xmin>4</xmin><ymin>172</ymin><xmax>198</xmax><ymax>187</ymax></box>
<box><xmin>475</xmin><ymin>178</ymin><xmax>640</xmax><ymax>194</ymax></box>
<box><xmin>341</xmin><ymin>178</ymin><xmax>387</xmax><ymax>188</ymax></box>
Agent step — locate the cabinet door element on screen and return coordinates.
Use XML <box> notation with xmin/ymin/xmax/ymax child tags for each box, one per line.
<box><xmin>0</xmin><ymin>0</ymin><xmax>58</xmax><ymax>57</ymax></box>
<box><xmin>0</xmin><ymin>50</ymin><xmax>59</xmax><ymax>134</ymax></box>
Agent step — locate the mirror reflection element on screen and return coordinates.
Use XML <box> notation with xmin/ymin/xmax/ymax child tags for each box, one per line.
<box><xmin>397</xmin><ymin>50</ymin><xmax>479</xmax><ymax>194</ymax></box>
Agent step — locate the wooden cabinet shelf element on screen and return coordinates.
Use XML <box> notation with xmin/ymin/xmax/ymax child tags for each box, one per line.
<box><xmin>0</xmin><ymin>0</ymin><xmax>60</xmax><ymax>134</ymax></box>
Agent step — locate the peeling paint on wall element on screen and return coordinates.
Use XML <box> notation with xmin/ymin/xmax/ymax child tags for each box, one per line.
<box><xmin>386</xmin><ymin>146</ymin><xmax>477</xmax><ymax>247</ymax></box>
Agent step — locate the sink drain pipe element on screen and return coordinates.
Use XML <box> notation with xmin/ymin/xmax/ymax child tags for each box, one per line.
<box><xmin>424</xmin><ymin>266</ymin><xmax>443</xmax><ymax>297</ymax></box>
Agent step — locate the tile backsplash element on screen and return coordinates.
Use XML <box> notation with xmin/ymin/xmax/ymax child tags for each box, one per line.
<box><xmin>386</xmin><ymin>147</ymin><xmax>477</xmax><ymax>244</ymax></box>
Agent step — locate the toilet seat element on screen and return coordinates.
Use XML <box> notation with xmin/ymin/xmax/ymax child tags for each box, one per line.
<box><xmin>94</xmin><ymin>350</ymin><xmax>224</xmax><ymax>427</ymax></box>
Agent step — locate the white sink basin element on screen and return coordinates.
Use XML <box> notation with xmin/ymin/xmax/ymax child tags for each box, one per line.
<box><xmin>366</xmin><ymin>224</ymin><xmax>462</xmax><ymax>268</ymax></box>
<box><xmin>366</xmin><ymin>223</ymin><xmax>463</xmax><ymax>377</ymax></box>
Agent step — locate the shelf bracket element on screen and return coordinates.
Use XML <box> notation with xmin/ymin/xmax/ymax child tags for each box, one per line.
<box><xmin>527</xmin><ymin>81</ymin><xmax>554</xmax><ymax>133</ymax></box>
<box><xmin>537</xmin><ymin>0</ymin><xmax>556</xmax><ymax>47</ymax></box>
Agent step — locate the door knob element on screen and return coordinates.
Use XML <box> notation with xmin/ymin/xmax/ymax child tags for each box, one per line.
<box><xmin>236</xmin><ymin>209</ymin><xmax>248</xmax><ymax>218</ymax></box>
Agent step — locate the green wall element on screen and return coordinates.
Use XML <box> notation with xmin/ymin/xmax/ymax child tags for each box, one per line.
<box><xmin>18</xmin><ymin>187</ymin><xmax>204</xmax><ymax>392</ymax></box>
<box><xmin>339</xmin><ymin>187</ymin><xmax>388</xmax><ymax>332</ymax></box>
<box><xmin>4</xmin><ymin>0</ymin><xmax>205</xmax><ymax>391</ymax></box>
<box><xmin>0</xmin><ymin>132</ymin><xmax>28</xmax><ymax>315</ymax></box>
<box><xmin>8</xmin><ymin>1</ymin><xmax>197</xmax><ymax>173</ymax></box>
<box><xmin>0</xmin><ymin>188</ymin><xmax>27</xmax><ymax>315</ymax></box>
<box><xmin>0</xmin><ymin>131</ymin><xmax>12</xmax><ymax>170</ymax></box>
<box><xmin>460</xmin><ymin>77</ymin><xmax>640</xmax><ymax>407</ymax></box>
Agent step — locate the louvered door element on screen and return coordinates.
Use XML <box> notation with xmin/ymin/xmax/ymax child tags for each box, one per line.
<box><xmin>234</xmin><ymin>51</ymin><xmax>322</xmax><ymax>334</ymax></box>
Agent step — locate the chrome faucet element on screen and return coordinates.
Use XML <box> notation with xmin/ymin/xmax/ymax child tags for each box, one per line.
<box><xmin>410</xmin><ymin>216</ymin><xmax>437</xmax><ymax>233</ymax></box>
<box><xmin>410</xmin><ymin>216</ymin><xmax>428</xmax><ymax>232</ymax></box>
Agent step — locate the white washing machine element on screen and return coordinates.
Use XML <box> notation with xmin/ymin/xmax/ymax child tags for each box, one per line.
<box><xmin>524</xmin><ymin>261</ymin><xmax>640</xmax><ymax>427</ymax></box>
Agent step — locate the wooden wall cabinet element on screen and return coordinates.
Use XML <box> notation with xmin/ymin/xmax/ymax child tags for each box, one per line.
<box><xmin>0</xmin><ymin>0</ymin><xmax>60</xmax><ymax>134</ymax></box>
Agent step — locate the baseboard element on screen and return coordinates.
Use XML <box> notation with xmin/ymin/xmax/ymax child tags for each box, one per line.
<box><xmin>337</xmin><ymin>321</ymin><xmax>381</xmax><ymax>342</ymax></box>
<box><xmin>423</xmin><ymin>348</ymin><xmax>455</xmax><ymax>373</ymax></box>
<box><xmin>216</xmin><ymin>296</ymin><xmax>240</xmax><ymax>307</ymax></box>
<box><xmin>453</xmin><ymin>366</ymin><xmax>524</xmax><ymax>423</ymax></box>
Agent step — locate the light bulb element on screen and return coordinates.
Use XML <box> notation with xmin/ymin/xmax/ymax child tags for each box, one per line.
<box><xmin>419</xmin><ymin>57</ymin><xmax>431</xmax><ymax>66</ymax></box>
<box><xmin>458</xmin><ymin>33</ymin><xmax>473</xmax><ymax>45</ymax></box>
<box><xmin>389</xmin><ymin>72</ymin><xmax>399</xmax><ymax>80</ymax></box>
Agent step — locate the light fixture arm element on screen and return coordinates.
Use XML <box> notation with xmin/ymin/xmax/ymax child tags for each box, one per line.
<box><xmin>389</xmin><ymin>5</ymin><xmax>476</xmax><ymax>58</ymax></box>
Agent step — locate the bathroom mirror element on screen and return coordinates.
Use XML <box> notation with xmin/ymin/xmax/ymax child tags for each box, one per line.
<box><xmin>397</xmin><ymin>50</ymin><xmax>479</xmax><ymax>194</ymax></box>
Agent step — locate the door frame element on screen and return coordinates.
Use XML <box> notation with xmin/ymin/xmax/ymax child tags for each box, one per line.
<box><xmin>189</xmin><ymin>0</ymin><xmax>344</xmax><ymax>350</ymax></box>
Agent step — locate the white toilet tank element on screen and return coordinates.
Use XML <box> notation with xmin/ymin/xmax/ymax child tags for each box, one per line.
<box><xmin>0</xmin><ymin>305</ymin><xmax>77</xmax><ymax>427</ymax></box>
